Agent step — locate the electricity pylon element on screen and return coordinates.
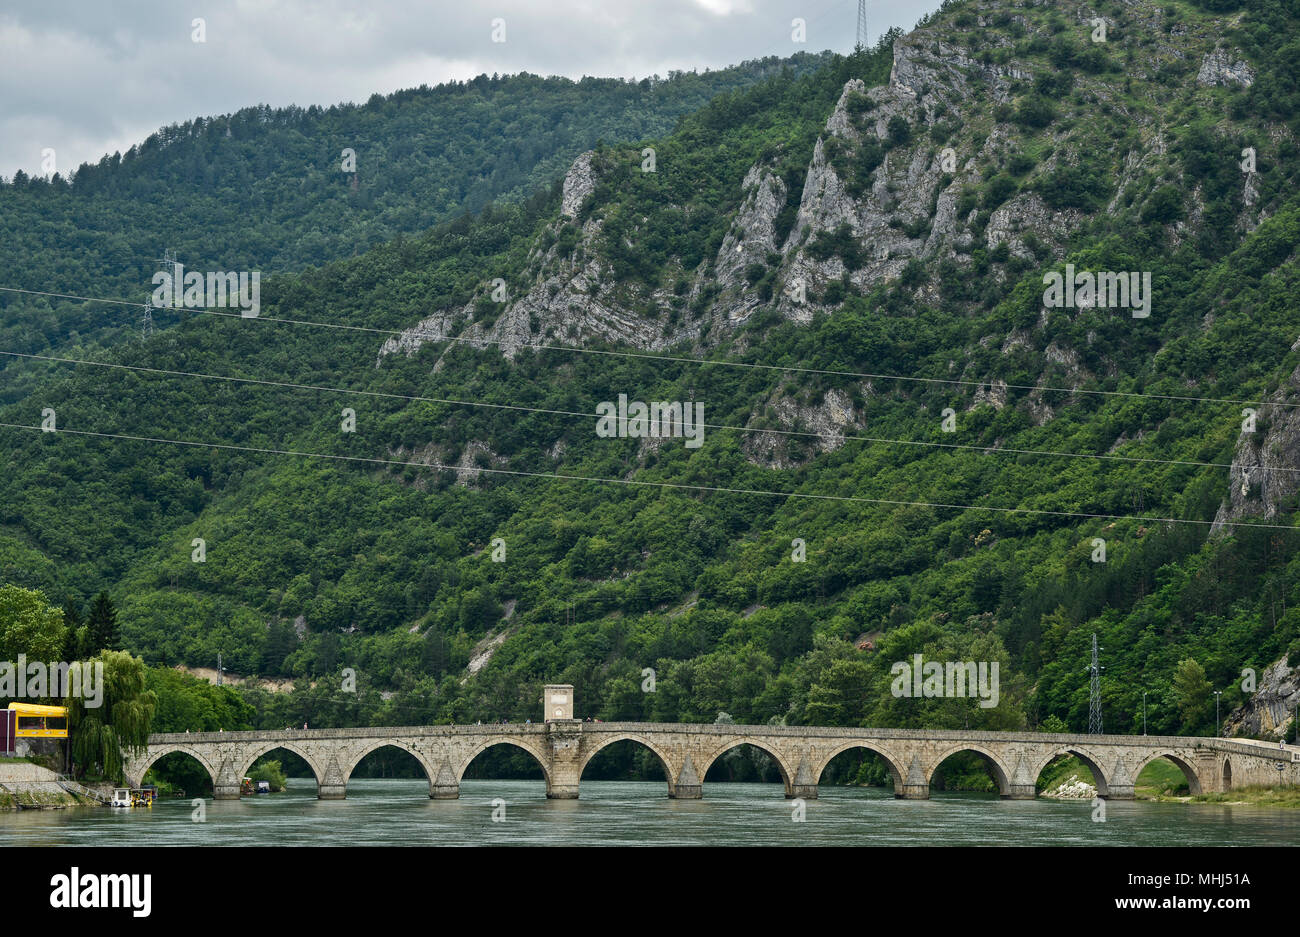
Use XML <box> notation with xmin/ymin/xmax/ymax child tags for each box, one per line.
<box><xmin>1088</xmin><ymin>633</ymin><xmax>1104</xmax><ymax>735</ymax></box>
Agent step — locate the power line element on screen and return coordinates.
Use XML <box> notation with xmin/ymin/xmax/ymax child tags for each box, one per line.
<box><xmin>0</xmin><ymin>284</ymin><xmax>1291</xmax><ymax>411</ymax></box>
<box><xmin>0</xmin><ymin>348</ymin><xmax>1278</xmax><ymax>476</ymax></box>
<box><xmin>1</xmin><ymin>419</ymin><xmax>1294</xmax><ymax>531</ymax></box>
<box><xmin>0</xmin><ymin>350</ymin><xmax>589</xmax><ymax>420</ymax></box>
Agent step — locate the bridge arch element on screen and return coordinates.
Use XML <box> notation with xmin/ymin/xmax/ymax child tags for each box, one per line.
<box><xmin>698</xmin><ymin>737</ymin><xmax>795</xmax><ymax>795</ymax></box>
<box><xmin>342</xmin><ymin>738</ymin><xmax>436</xmax><ymax>786</ymax></box>
<box><xmin>1135</xmin><ymin>751</ymin><xmax>1203</xmax><ymax>795</ymax></box>
<box><xmin>579</xmin><ymin>733</ymin><xmax>676</xmax><ymax>795</ymax></box>
<box><xmin>456</xmin><ymin>737</ymin><xmax>553</xmax><ymax>789</ymax></box>
<box><xmin>1032</xmin><ymin>747</ymin><xmax>1111</xmax><ymax>797</ymax></box>
<box><xmin>1222</xmin><ymin>757</ymin><xmax>1233</xmax><ymax>791</ymax></box>
<box><xmin>129</xmin><ymin>744</ymin><xmax>218</xmax><ymax>790</ymax></box>
<box><xmin>814</xmin><ymin>741</ymin><xmax>905</xmax><ymax>792</ymax></box>
<box><xmin>238</xmin><ymin>739</ymin><xmax>327</xmax><ymax>792</ymax></box>
<box><xmin>927</xmin><ymin>744</ymin><xmax>1012</xmax><ymax>797</ymax></box>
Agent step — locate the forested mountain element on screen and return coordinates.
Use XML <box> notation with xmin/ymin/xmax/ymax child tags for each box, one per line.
<box><xmin>4</xmin><ymin>0</ymin><xmax>1300</xmax><ymax>747</ymax></box>
<box><xmin>0</xmin><ymin>52</ymin><xmax>831</xmax><ymax>384</ymax></box>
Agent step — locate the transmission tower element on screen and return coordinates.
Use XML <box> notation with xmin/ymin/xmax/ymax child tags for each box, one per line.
<box><xmin>145</xmin><ymin>247</ymin><xmax>179</xmax><ymax>340</ymax></box>
<box><xmin>154</xmin><ymin>248</ymin><xmax>179</xmax><ymax>290</ymax></box>
<box><xmin>1088</xmin><ymin>633</ymin><xmax>1103</xmax><ymax>734</ymax></box>
<box><xmin>856</xmin><ymin>0</ymin><xmax>868</xmax><ymax>50</ymax></box>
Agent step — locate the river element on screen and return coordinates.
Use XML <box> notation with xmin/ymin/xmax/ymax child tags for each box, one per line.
<box><xmin>2</xmin><ymin>778</ymin><xmax>1297</xmax><ymax>846</ymax></box>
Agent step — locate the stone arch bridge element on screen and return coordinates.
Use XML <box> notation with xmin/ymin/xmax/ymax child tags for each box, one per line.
<box><xmin>125</xmin><ymin>722</ymin><xmax>1300</xmax><ymax>801</ymax></box>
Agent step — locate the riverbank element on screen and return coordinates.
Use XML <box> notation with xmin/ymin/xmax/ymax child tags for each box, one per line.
<box><xmin>1138</xmin><ymin>785</ymin><xmax>1300</xmax><ymax>808</ymax></box>
<box><xmin>0</xmin><ymin>760</ymin><xmax>101</xmax><ymax>810</ymax></box>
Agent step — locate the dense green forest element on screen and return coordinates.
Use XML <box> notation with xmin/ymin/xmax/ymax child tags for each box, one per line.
<box><xmin>3</xmin><ymin>0</ymin><xmax>1300</xmax><ymax>792</ymax></box>
<box><xmin>0</xmin><ymin>51</ymin><xmax>831</xmax><ymax>391</ymax></box>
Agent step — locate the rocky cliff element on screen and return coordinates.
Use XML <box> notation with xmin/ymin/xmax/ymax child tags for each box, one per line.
<box><xmin>1224</xmin><ymin>656</ymin><xmax>1299</xmax><ymax>740</ymax></box>
<box><xmin>1213</xmin><ymin>362</ymin><xmax>1300</xmax><ymax>533</ymax></box>
<box><xmin>377</xmin><ymin>0</ymin><xmax>1289</xmax><ymax>473</ymax></box>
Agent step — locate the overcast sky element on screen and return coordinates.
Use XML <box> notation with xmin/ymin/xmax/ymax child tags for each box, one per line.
<box><xmin>0</xmin><ymin>0</ymin><xmax>942</xmax><ymax>179</ymax></box>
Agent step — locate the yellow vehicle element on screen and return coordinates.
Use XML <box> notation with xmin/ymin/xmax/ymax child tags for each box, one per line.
<box><xmin>7</xmin><ymin>702</ymin><xmax>68</xmax><ymax>739</ymax></box>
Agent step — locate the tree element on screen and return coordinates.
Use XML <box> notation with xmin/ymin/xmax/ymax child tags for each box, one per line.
<box><xmin>804</xmin><ymin>658</ymin><xmax>874</xmax><ymax>726</ymax></box>
<box><xmin>1013</xmin><ymin>94</ymin><xmax>1056</xmax><ymax>129</ymax></box>
<box><xmin>0</xmin><ymin>584</ymin><xmax>66</xmax><ymax>663</ymax></box>
<box><xmin>1170</xmin><ymin>658</ymin><xmax>1212</xmax><ymax>732</ymax></box>
<box><xmin>421</xmin><ymin>629</ymin><xmax>451</xmax><ymax>677</ymax></box>
<box><xmin>885</xmin><ymin>114</ymin><xmax>911</xmax><ymax>147</ymax></box>
<box><xmin>248</xmin><ymin>759</ymin><xmax>287</xmax><ymax>792</ymax></box>
<box><xmin>61</xmin><ymin>598</ymin><xmax>86</xmax><ymax>661</ymax></box>
<box><xmin>1142</xmin><ymin>184</ymin><xmax>1184</xmax><ymax>224</ymax></box>
<box><xmin>458</xmin><ymin>589</ymin><xmax>501</xmax><ymax>631</ymax></box>
<box><xmin>260</xmin><ymin>619</ymin><xmax>296</xmax><ymax>675</ymax></box>
<box><xmin>145</xmin><ymin>666</ymin><xmax>255</xmax><ymax>732</ymax></box>
<box><xmin>68</xmin><ymin>650</ymin><xmax>156</xmax><ymax>782</ymax></box>
<box><xmin>87</xmin><ymin>591</ymin><xmax>119</xmax><ymax>653</ymax></box>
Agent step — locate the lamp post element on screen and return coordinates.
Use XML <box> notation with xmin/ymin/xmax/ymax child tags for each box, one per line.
<box><xmin>1214</xmin><ymin>690</ymin><xmax>1222</xmax><ymax>737</ymax></box>
<box><xmin>1143</xmin><ymin>691</ymin><xmax>1148</xmax><ymax>736</ymax></box>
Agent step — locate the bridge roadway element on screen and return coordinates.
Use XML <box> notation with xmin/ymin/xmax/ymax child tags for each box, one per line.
<box><xmin>124</xmin><ymin>722</ymin><xmax>1300</xmax><ymax>801</ymax></box>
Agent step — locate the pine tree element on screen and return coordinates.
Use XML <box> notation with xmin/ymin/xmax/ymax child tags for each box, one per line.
<box><xmin>61</xmin><ymin>598</ymin><xmax>84</xmax><ymax>661</ymax></box>
<box><xmin>260</xmin><ymin>620</ymin><xmax>296</xmax><ymax>675</ymax></box>
<box><xmin>1171</xmin><ymin>658</ymin><xmax>1212</xmax><ymax>731</ymax></box>
<box><xmin>87</xmin><ymin>592</ymin><xmax>118</xmax><ymax>653</ymax></box>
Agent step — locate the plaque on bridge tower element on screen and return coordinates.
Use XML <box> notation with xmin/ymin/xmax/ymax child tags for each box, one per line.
<box><xmin>544</xmin><ymin>684</ymin><xmax>575</xmax><ymax>721</ymax></box>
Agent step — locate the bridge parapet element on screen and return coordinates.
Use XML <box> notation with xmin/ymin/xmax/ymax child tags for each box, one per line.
<box><xmin>146</xmin><ymin>722</ymin><xmax>550</xmax><ymax>746</ymax></box>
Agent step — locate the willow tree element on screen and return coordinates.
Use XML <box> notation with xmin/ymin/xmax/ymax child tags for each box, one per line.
<box><xmin>68</xmin><ymin>650</ymin><xmax>156</xmax><ymax>782</ymax></box>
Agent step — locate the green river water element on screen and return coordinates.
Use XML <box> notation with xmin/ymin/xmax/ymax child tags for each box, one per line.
<box><xmin>2</xmin><ymin>778</ymin><xmax>1298</xmax><ymax>845</ymax></box>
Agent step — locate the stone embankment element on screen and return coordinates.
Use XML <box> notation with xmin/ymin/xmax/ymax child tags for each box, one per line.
<box><xmin>0</xmin><ymin>761</ymin><xmax>102</xmax><ymax>810</ymax></box>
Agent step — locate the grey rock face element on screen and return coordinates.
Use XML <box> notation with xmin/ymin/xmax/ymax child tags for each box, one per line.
<box><xmin>773</xmin><ymin>29</ymin><xmax>1079</xmax><ymax>322</ymax></box>
<box><xmin>560</xmin><ymin>150</ymin><xmax>598</xmax><ymax>218</ymax></box>
<box><xmin>376</xmin><ymin>308</ymin><xmax>459</xmax><ymax>364</ymax></box>
<box><xmin>1196</xmin><ymin>48</ymin><xmax>1255</xmax><ymax>88</ymax></box>
<box><xmin>741</xmin><ymin>386</ymin><xmax>862</xmax><ymax>468</ymax></box>
<box><xmin>383</xmin><ymin>25</ymin><xmax>1099</xmax><ymax>371</ymax></box>
<box><xmin>970</xmin><ymin>380</ymin><xmax>1008</xmax><ymax>411</ymax></box>
<box><xmin>711</xmin><ymin>164</ymin><xmax>788</xmax><ymax>325</ymax></box>
<box><xmin>454</xmin><ymin>440</ymin><xmax>505</xmax><ymax>486</ymax></box>
<box><xmin>378</xmin><ymin>151</ymin><xmax>678</xmax><ymax>366</ymax></box>
<box><xmin>485</xmin><ymin>249</ymin><xmax>664</xmax><ymax>359</ymax></box>
<box><xmin>1223</xmin><ymin>657</ymin><xmax>1299</xmax><ymax>740</ymax></box>
<box><xmin>1212</xmin><ymin>361</ymin><xmax>1300</xmax><ymax>533</ymax></box>
<box><xmin>986</xmin><ymin>192</ymin><xmax>1058</xmax><ymax>260</ymax></box>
